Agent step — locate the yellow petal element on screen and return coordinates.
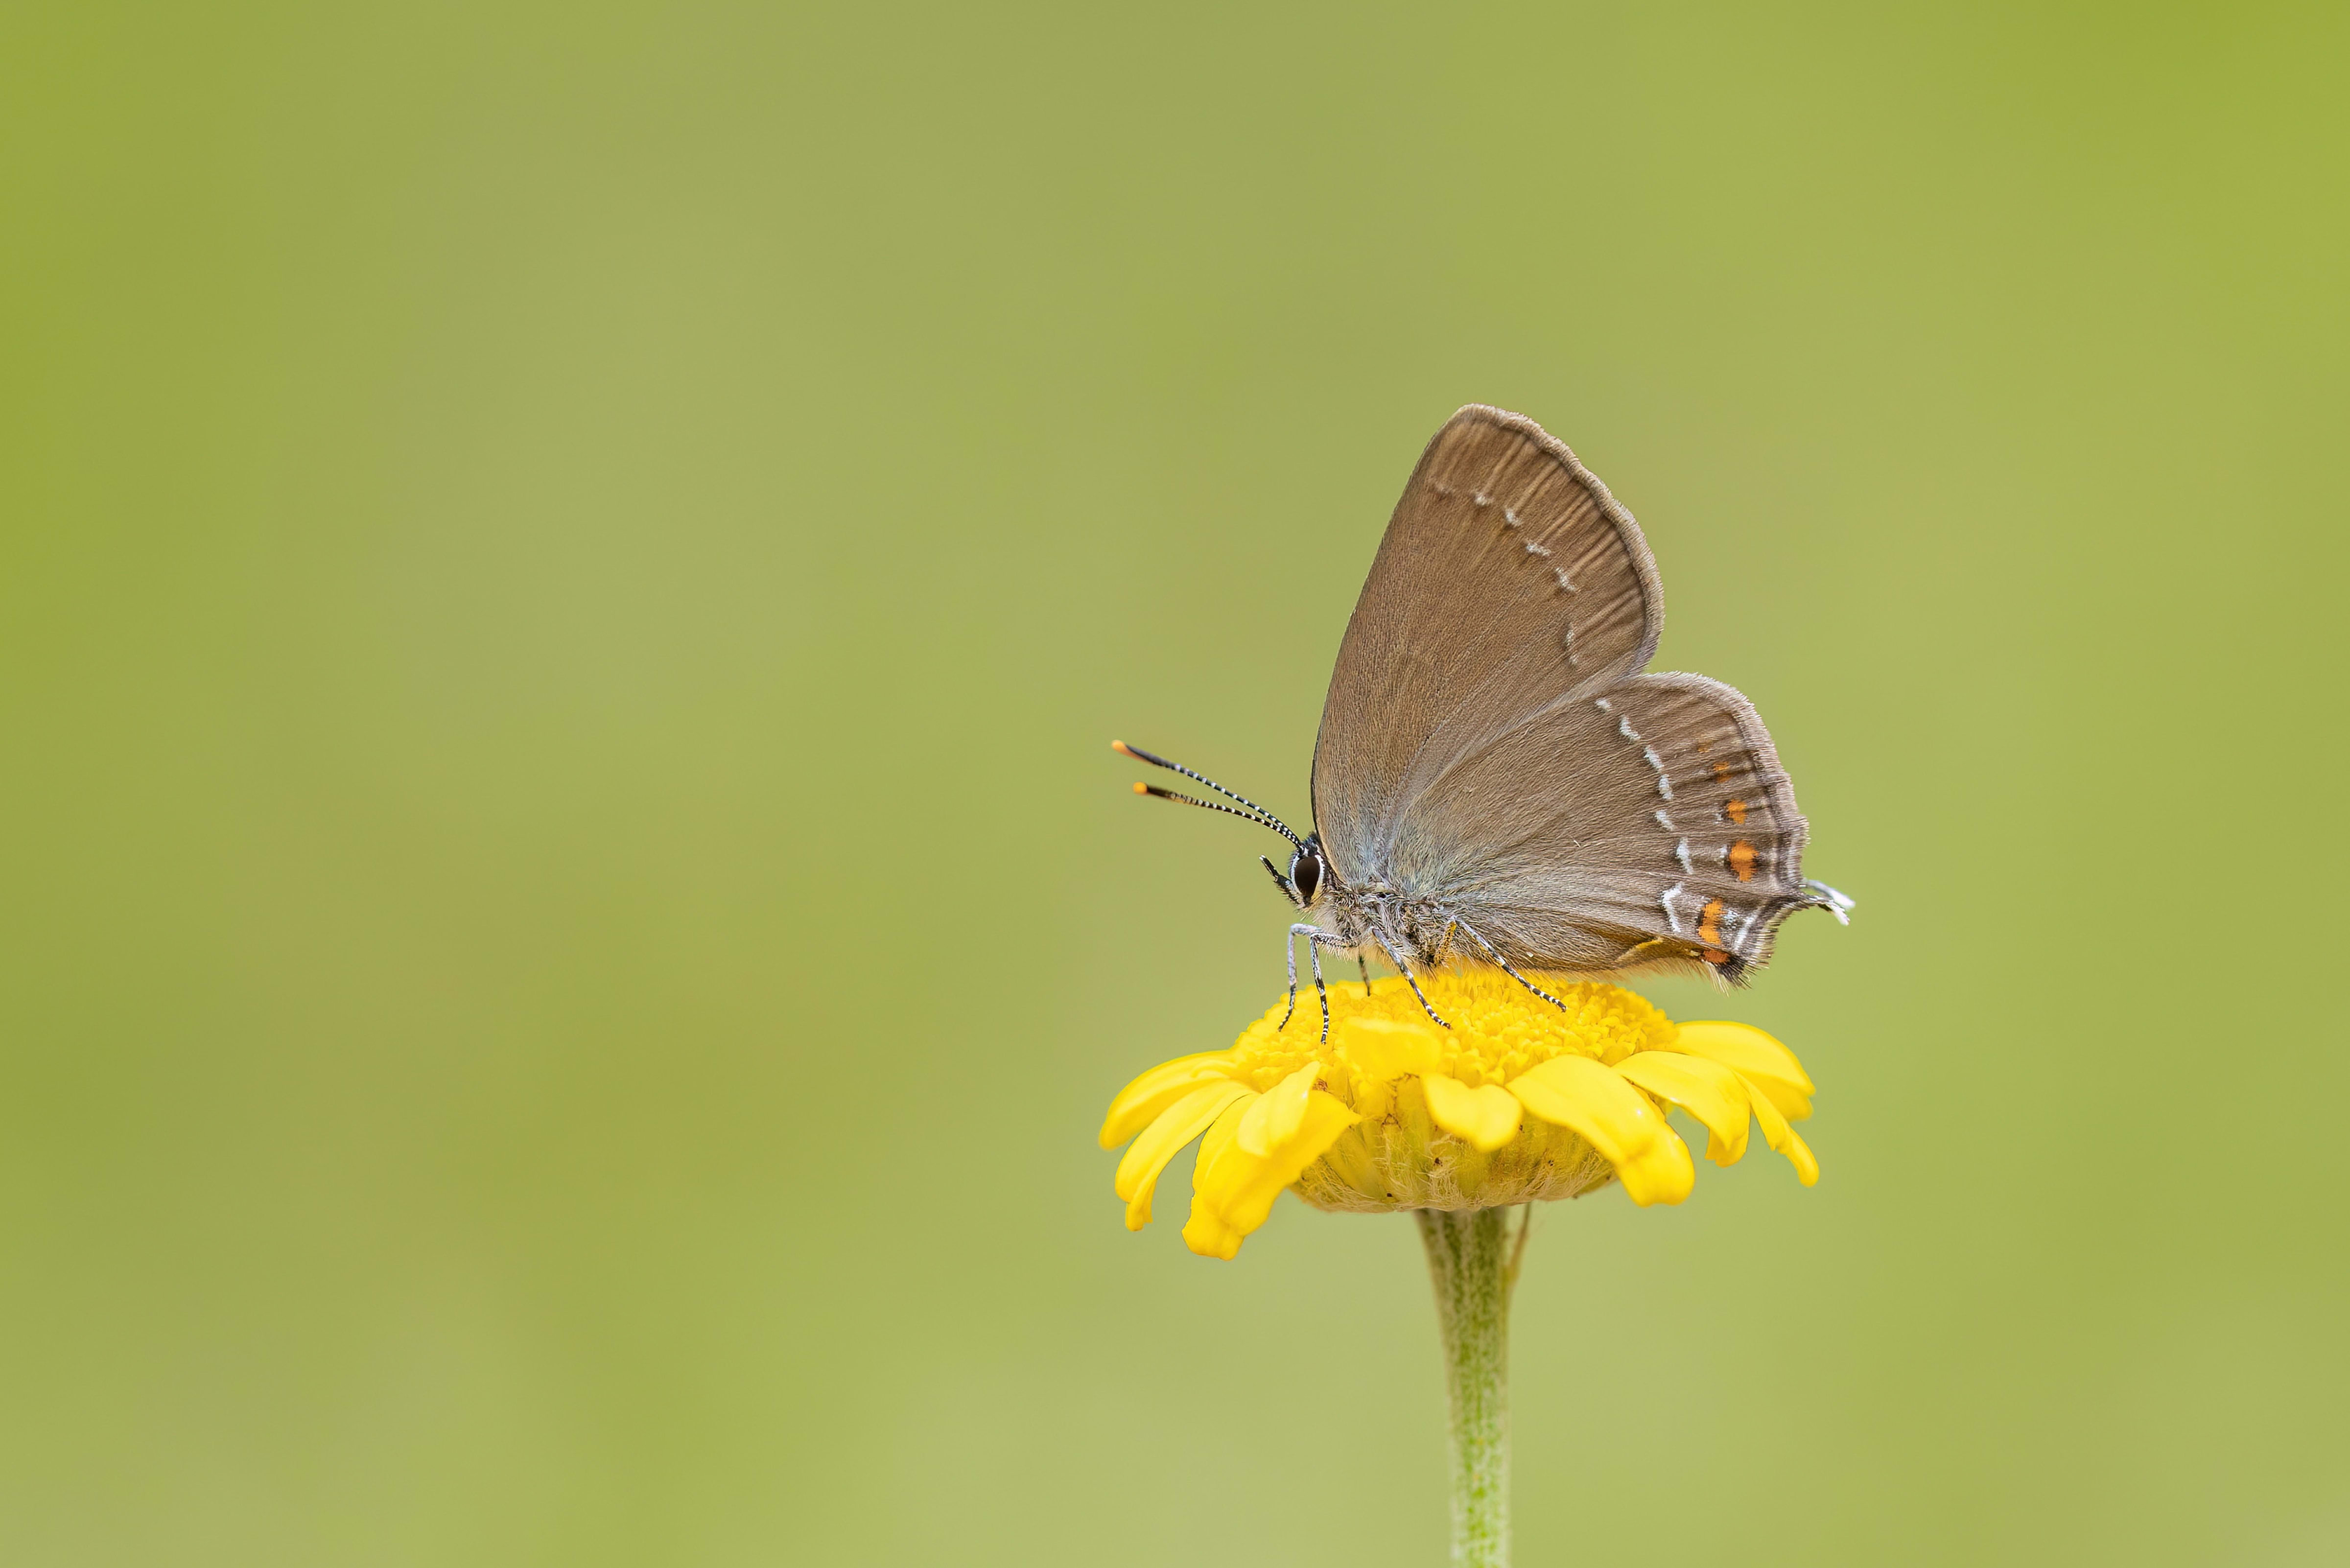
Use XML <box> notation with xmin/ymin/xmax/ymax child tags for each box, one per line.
<box><xmin>1506</xmin><ymin>1054</ymin><xmax>1666</xmax><ymax>1166</ymax></box>
<box><xmin>1421</xmin><ymin>1074</ymin><xmax>1524</xmax><ymax>1153</ymax></box>
<box><xmin>1614</xmin><ymin>1119</ymin><xmax>1696</xmax><ymax>1206</ymax></box>
<box><xmin>1192</xmin><ymin>1103</ymin><xmax>1260</xmax><ymax>1216</ymax></box>
<box><xmin>1673</xmin><ymin>1022</ymin><xmax>1814</xmax><ymax>1122</ymax></box>
<box><xmin>1613</xmin><ymin>1051</ymin><xmax>1752</xmax><ymax>1165</ymax></box>
<box><xmin>1782</xmin><ymin>1127</ymin><xmax>1820</xmax><ymax>1187</ymax></box>
<box><xmin>1348</xmin><ymin>1075</ymin><xmax>1395</xmax><ymax>1123</ymax></box>
<box><xmin>1100</xmin><ymin>1052</ymin><xmax>1238</xmax><ymax>1148</ymax></box>
<box><xmin>1336</xmin><ymin>1016</ymin><xmax>1444</xmax><ymax>1083</ymax></box>
<box><xmin>1216</xmin><ymin>1092</ymin><xmax>1361</xmax><ymax>1236</ymax></box>
<box><xmin>1115</xmin><ymin>1080</ymin><xmax>1254</xmax><ymax>1228</ymax></box>
<box><xmin>1180</xmin><ymin>1209</ymin><xmax>1244</xmax><ymax>1260</ymax></box>
<box><xmin>1188</xmin><ymin>1091</ymin><xmax>1359</xmax><ymax>1257</ymax></box>
<box><xmin>1190</xmin><ymin>1093</ymin><xmax>1253</xmax><ymax>1190</ymax></box>
<box><xmin>1741</xmin><ymin>1073</ymin><xmax>1821</xmax><ymax>1185</ymax></box>
<box><xmin>1181</xmin><ymin>1098</ymin><xmax>1256</xmax><ymax>1258</ymax></box>
<box><xmin>1238</xmin><ymin>1059</ymin><xmax>1321</xmax><ymax>1158</ymax></box>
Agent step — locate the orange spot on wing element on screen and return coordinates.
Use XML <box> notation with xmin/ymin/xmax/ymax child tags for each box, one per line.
<box><xmin>1729</xmin><ymin>841</ymin><xmax>1757</xmax><ymax>882</ymax></box>
<box><xmin>1702</xmin><ymin>948</ymin><xmax>1732</xmax><ymax>966</ymax></box>
<box><xmin>1724</xmin><ymin>798</ymin><xmax>1748</xmax><ymax>824</ymax></box>
<box><xmin>1696</xmin><ymin>898</ymin><xmax>1725</xmax><ymax>946</ymax></box>
<box><xmin>1712</xmin><ymin>760</ymin><xmax>1733</xmax><ymax>779</ymax></box>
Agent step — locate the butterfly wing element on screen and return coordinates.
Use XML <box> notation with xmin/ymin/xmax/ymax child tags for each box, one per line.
<box><xmin>1312</xmin><ymin>406</ymin><xmax>1819</xmax><ymax>982</ymax></box>
<box><xmin>1312</xmin><ymin>405</ymin><xmax>1663</xmax><ymax>880</ymax></box>
<box><xmin>1397</xmin><ymin>673</ymin><xmax>1815</xmax><ymax>980</ymax></box>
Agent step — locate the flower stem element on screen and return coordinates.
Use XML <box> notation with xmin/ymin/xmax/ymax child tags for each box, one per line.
<box><xmin>1416</xmin><ymin>1206</ymin><xmax>1522</xmax><ymax>1568</ymax></box>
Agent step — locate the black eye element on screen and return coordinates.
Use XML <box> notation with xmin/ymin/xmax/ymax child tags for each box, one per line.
<box><xmin>1291</xmin><ymin>850</ymin><xmax>1320</xmax><ymax>903</ymax></box>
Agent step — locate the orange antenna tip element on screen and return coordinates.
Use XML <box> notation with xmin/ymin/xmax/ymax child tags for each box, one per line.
<box><xmin>1110</xmin><ymin>740</ymin><xmax>1134</xmax><ymax>756</ymax></box>
<box><xmin>1131</xmin><ymin>781</ymin><xmax>1149</xmax><ymax>794</ymax></box>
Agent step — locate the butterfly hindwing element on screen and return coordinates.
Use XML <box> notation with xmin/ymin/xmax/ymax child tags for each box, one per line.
<box><xmin>1432</xmin><ymin>674</ymin><xmax>1815</xmax><ymax>981</ymax></box>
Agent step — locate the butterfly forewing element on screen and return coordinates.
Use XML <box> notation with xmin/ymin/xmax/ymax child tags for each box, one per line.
<box><xmin>1312</xmin><ymin>406</ymin><xmax>1815</xmax><ymax>982</ymax></box>
<box><xmin>1312</xmin><ymin>406</ymin><xmax>1663</xmax><ymax>883</ymax></box>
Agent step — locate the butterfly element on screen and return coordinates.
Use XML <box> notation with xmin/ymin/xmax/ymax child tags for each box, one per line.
<box><xmin>1117</xmin><ymin>404</ymin><xmax>1850</xmax><ymax>1036</ymax></box>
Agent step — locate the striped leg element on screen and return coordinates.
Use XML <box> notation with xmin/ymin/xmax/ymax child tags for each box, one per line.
<box><xmin>1373</xmin><ymin>935</ymin><xmax>1451</xmax><ymax>1029</ymax></box>
<box><xmin>1457</xmin><ymin>922</ymin><xmax>1567</xmax><ymax>1010</ymax></box>
<box><xmin>1279</xmin><ymin>924</ymin><xmax>1335</xmax><ymax>1042</ymax></box>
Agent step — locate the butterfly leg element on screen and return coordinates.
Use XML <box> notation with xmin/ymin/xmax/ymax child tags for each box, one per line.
<box><xmin>1457</xmin><ymin>922</ymin><xmax>1567</xmax><ymax>1011</ymax></box>
<box><xmin>1278</xmin><ymin>926</ymin><xmax>1335</xmax><ymax>1034</ymax></box>
<box><xmin>1373</xmin><ymin>935</ymin><xmax>1451</xmax><ymax>1029</ymax></box>
<box><xmin>1278</xmin><ymin>924</ymin><xmax>1334</xmax><ymax>1038</ymax></box>
<box><xmin>1279</xmin><ymin>927</ymin><xmax>1302</xmax><ymax>1029</ymax></box>
<box><xmin>1297</xmin><ymin>926</ymin><xmax>1335</xmax><ymax>1048</ymax></box>
<box><xmin>1358</xmin><ymin>955</ymin><xmax>1372</xmax><ymax>996</ymax></box>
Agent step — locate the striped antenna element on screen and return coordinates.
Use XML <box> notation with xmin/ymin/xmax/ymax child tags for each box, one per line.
<box><xmin>1112</xmin><ymin>741</ymin><xmax>1303</xmax><ymax>847</ymax></box>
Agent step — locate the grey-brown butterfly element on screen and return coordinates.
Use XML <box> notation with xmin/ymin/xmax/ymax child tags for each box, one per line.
<box><xmin>1117</xmin><ymin>404</ymin><xmax>1850</xmax><ymax>1037</ymax></box>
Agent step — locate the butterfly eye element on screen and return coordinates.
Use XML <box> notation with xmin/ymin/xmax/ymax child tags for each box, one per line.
<box><xmin>1290</xmin><ymin>849</ymin><xmax>1321</xmax><ymax>904</ymax></box>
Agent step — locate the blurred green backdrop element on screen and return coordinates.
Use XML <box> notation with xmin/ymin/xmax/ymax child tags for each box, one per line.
<box><xmin>5</xmin><ymin>2</ymin><xmax>2347</xmax><ymax>1564</ymax></box>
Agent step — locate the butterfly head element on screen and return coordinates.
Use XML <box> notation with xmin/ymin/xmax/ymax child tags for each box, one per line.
<box><xmin>1112</xmin><ymin>740</ymin><xmax>1324</xmax><ymax>909</ymax></box>
<box><xmin>1281</xmin><ymin>834</ymin><xmax>1328</xmax><ymax>910</ymax></box>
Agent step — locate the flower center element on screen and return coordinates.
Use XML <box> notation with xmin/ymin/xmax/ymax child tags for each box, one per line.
<box><xmin>1226</xmin><ymin>971</ymin><xmax>1678</xmax><ymax>1092</ymax></box>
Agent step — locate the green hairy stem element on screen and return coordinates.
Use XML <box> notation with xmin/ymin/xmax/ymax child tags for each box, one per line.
<box><xmin>1416</xmin><ymin>1206</ymin><xmax>1528</xmax><ymax>1568</ymax></box>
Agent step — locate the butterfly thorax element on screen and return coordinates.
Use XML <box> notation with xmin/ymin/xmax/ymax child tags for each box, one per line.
<box><xmin>1306</xmin><ymin>874</ymin><xmax>1458</xmax><ymax>971</ymax></box>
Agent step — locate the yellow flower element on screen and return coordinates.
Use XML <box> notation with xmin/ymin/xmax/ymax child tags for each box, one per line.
<box><xmin>1100</xmin><ymin>972</ymin><xmax>1819</xmax><ymax>1259</ymax></box>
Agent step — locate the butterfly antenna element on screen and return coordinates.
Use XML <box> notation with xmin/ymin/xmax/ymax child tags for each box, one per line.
<box><xmin>1111</xmin><ymin>741</ymin><xmax>1303</xmax><ymax>847</ymax></box>
<box><xmin>1129</xmin><ymin>782</ymin><xmax>1290</xmax><ymax>834</ymax></box>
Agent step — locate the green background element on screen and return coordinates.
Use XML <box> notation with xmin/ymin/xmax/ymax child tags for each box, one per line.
<box><xmin>6</xmin><ymin>3</ymin><xmax>2346</xmax><ymax>1563</ymax></box>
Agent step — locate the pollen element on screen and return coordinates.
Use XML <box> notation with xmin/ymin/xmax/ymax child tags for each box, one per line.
<box><xmin>1220</xmin><ymin>971</ymin><xmax>1672</xmax><ymax>1093</ymax></box>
